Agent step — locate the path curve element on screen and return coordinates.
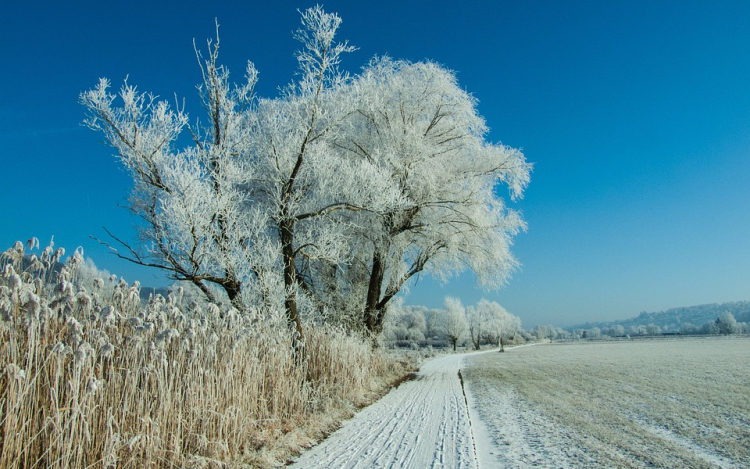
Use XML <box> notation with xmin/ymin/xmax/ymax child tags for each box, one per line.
<box><xmin>289</xmin><ymin>352</ymin><xmax>482</xmax><ymax>468</ymax></box>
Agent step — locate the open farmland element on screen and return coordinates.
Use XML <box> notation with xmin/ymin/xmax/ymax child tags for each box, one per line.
<box><xmin>463</xmin><ymin>338</ymin><xmax>750</xmax><ymax>468</ymax></box>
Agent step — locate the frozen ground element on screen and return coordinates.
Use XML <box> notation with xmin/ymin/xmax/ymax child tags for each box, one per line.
<box><xmin>463</xmin><ymin>337</ymin><xmax>750</xmax><ymax>469</ymax></box>
<box><xmin>290</xmin><ymin>337</ymin><xmax>749</xmax><ymax>468</ymax></box>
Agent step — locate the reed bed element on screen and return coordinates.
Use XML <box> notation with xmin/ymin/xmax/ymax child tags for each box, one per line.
<box><xmin>0</xmin><ymin>240</ymin><xmax>409</xmax><ymax>468</ymax></box>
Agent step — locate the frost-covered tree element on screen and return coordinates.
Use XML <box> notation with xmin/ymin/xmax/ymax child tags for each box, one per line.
<box><xmin>441</xmin><ymin>297</ymin><xmax>468</xmax><ymax>351</ymax></box>
<box><xmin>679</xmin><ymin>322</ymin><xmax>698</xmax><ymax>335</ymax></box>
<box><xmin>555</xmin><ymin>327</ymin><xmax>570</xmax><ymax>340</ymax></box>
<box><xmin>81</xmin><ymin>30</ymin><xmax>262</xmax><ymax>311</ymax></box>
<box><xmin>242</xmin><ymin>7</ymin><xmax>366</xmax><ymax>343</ymax></box>
<box><xmin>381</xmin><ymin>300</ymin><xmax>427</xmax><ymax>344</ymax></box>
<box><xmin>533</xmin><ymin>324</ymin><xmax>558</xmax><ymax>340</ymax></box>
<box><xmin>81</xmin><ymin>7</ymin><xmax>530</xmax><ymax>348</ymax></box>
<box><xmin>700</xmin><ymin>321</ymin><xmax>719</xmax><ymax>335</ymax></box>
<box><xmin>467</xmin><ymin>306</ymin><xmax>483</xmax><ymax>350</ymax></box>
<box><xmin>466</xmin><ymin>299</ymin><xmax>520</xmax><ymax>350</ymax></box>
<box><xmin>477</xmin><ymin>299</ymin><xmax>521</xmax><ymax>351</ymax></box>
<box><xmin>81</xmin><ymin>8</ymin><xmax>366</xmax><ymax>344</ymax></box>
<box><xmin>336</xmin><ymin>58</ymin><xmax>530</xmax><ymax>334</ymax></box>
<box><xmin>424</xmin><ymin>308</ymin><xmax>440</xmax><ymax>340</ymax></box>
<box><xmin>715</xmin><ymin>311</ymin><xmax>740</xmax><ymax>335</ymax></box>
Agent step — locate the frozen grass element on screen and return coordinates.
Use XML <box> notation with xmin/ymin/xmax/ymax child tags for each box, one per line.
<box><xmin>0</xmin><ymin>241</ymin><xmax>410</xmax><ymax>468</ymax></box>
<box><xmin>463</xmin><ymin>338</ymin><xmax>750</xmax><ymax>468</ymax></box>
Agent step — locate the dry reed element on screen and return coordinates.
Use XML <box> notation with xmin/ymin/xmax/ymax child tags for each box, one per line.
<box><xmin>0</xmin><ymin>240</ymin><xmax>409</xmax><ymax>468</ymax></box>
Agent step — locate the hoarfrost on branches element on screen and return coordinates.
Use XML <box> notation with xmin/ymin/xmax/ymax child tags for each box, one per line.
<box><xmin>81</xmin><ymin>6</ymin><xmax>530</xmax><ymax>344</ymax></box>
<box><xmin>441</xmin><ymin>297</ymin><xmax>469</xmax><ymax>351</ymax></box>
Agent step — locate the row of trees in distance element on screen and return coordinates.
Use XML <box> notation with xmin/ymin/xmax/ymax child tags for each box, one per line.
<box><xmin>384</xmin><ymin>303</ymin><xmax>749</xmax><ymax>351</ymax></box>
<box><xmin>382</xmin><ymin>297</ymin><xmax>523</xmax><ymax>351</ymax></box>
<box><xmin>532</xmin><ymin>311</ymin><xmax>749</xmax><ymax>340</ymax></box>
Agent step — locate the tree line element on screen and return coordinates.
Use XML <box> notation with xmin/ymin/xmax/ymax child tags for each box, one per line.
<box><xmin>557</xmin><ymin>301</ymin><xmax>750</xmax><ymax>340</ymax></box>
<box><xmin>530</xmin><ymin>311</ymin><xmax>749</xmax><ymax>340</ymax></box>
<box><xmin>382</xmin><ymin>297</ymin><xmax>525</xmax><ymax>352</ymax></box>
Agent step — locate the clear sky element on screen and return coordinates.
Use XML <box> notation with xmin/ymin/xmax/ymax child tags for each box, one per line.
<box><xmin>2</xmin><ymin>1</ymin><xmax>749</xmax><ymax>327</ymax></box>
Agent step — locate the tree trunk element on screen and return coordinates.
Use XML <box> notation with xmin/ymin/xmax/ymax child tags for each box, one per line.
<box><xmin>364</xmin><ymin>250</ymin><xmax>385</xmax><ymax>334</ymax></box>
<box><xmin>221</xmin><ymin>278</ymin><xmax>244</xmax><ymax>310</ymax></box>
<box><xmin>280</xmin><ymin>221</ymin><xmax>304</xmax><ymax>356</ymax></box>
<box><xmin>470</xmin><ymin>324</ymin><xmax>481</xmax><ymax>350</ymax></box>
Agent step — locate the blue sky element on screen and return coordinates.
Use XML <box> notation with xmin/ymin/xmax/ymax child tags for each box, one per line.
<box><xmin>2</xmin><ymin>1</ymin><xmax>749</xmax><ymax>327</ymax></box>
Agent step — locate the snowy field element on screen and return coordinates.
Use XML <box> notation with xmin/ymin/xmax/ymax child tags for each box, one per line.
<box><xmin>462</xmin><ymin>337</ymin><xmax>750</xmax><ymax>468</ymax></box>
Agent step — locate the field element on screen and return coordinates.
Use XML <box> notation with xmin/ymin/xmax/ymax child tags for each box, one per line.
<box><xmin>462</xmin><ymin>338</ymin><xmax>750</xmax><ymax>468</ymax></box>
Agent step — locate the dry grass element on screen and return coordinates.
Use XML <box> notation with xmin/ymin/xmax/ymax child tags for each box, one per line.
<box><xmin>0</xmin><ymin>241</ymin><xmax>410</xmax><ymax>468</ymax></box>
<box><xmin>464</xmin><ymin>338</ymin><xmax>750</xmax><ymax>468</ymax></box>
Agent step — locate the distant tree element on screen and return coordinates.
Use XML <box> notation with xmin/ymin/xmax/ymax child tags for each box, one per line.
<box><xmin>679</xmin><ymin>322</ymin><xmax>698</xmax><ymax>335</ymax></box>
<box><xmin>715</xmin><ymin>312</ymin><xmax>740</xmax><ymax>335</ymax></box>
<box><xmin>381</xmin><ymin>300</ymin><xmax>427</xmax><ymax>343</ymax></box>
<box><xmin>467</xmin><ymin>306</ymin><xmax>483</xmax><ymax>350</ymax></box>
<box><xmin>73</xmin><ymin>257</ymin><xmax>115</xmax><ymax>300</ymax></box>
<box><xmin>424</xmin><ymin>308</ymin><xmax>440</xmax><ymax>340</ymax></box>
<box><xmin>701</xmin><ymin>321</ymin><xmax>719</xmax><ymax>335</ymax></box>
<box><xmin>583</xmin><ymin>327</ymin><xmax>601</xmax><ymax>339</ymax></box>
<box><xmin>469</xmin><ymin>299</ymin><xmax>521</xmax><ymax>351</ymax></box>
<box><xmin>402</xmin><ymin>308</ymin><xmax>428</xmax><ymax>339</ymax></box>
<box><xmin>441</xmin><ymin>297</ymin><xmax>468</xmax><ymax>351</ymax></box>
<box><xmin>533</xmin><ymin>324</ymin><xmax>557</xmax><ymax>340</ymax></box>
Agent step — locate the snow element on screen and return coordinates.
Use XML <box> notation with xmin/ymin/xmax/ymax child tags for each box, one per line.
<box><xmin>462</xmin><ymin>338</ymin><xmax>750</xmax><ymax>468</ymax></box>
<box><xmin>463</xmin><ymin>384</ymin><xmax>603</xmax><ymax>468</ymax></box>
<box><xmin>289</xmin><ymin>347</ymin><xmax>543</xmax><ymax>468</ymax></box>
<box><xmin>291</xmin><ymin>338</ymin><xmax>750</xmax><ymax>468</ymax></box>
<box><xmin>289</xmin><ymin>352</ymin><xmax>484</xmax><ymax>468</ymax></box>
<box><xmin>626</xmin><ymin>414</ymin><xmax>738</xmax><ymax>469</ymax></box>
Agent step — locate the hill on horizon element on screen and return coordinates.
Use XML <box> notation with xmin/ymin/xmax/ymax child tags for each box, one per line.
<box><xmin>567</xmin><ymin>301</ymin><xmax>750</xmax><ymax>333</ymax></box>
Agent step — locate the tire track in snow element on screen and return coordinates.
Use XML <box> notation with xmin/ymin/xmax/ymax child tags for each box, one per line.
<box><xmin>288</xmin><ymin>353</ymin><xmax>480</xmax><ymax>468</ymax></box>
<box><xmin>465</xmin><ymin>386</ymin><xmax>604</xmax><ymax>468</ymax></box>
<box><xmin>625</xmin><ymin>413</ymin><xmax>738</xmax><ymax>469</ymax></box>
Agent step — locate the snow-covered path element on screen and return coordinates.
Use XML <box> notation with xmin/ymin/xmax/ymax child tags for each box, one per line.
<box><xmin>289</xmin><ymin>352</ymin><xmax>482</xmax><ymax>468</ymax></box>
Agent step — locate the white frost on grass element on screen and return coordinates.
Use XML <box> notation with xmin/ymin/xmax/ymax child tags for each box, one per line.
<box><xmin>626</xmin><ymin>413</ymin><xmax>738</xmax><ymax>469</ymax></box>
<box><xmin>292</xmin><ymin>338</ymin><xmax>750</xmax><ymax>468</ymax></box>
<box><xmin>462</xmin><ymin>338</ymin><xmax>750</xmax><ymax>468</ymax></box>
<box><xmin>465</xmin><ymin>385</ymin><xmax>611</xmax><ymax>468</ymax></box>
<box><xmin>463</xmin><ymin>346</ymin><xmax>604</xmax><ymax>469</ymax></box>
